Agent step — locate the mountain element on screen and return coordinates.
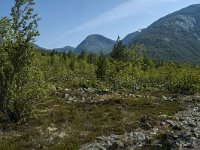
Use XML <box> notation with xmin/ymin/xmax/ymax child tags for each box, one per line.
<box><xmin>34</xmin><ymin>44</ymin><xmax>45</xmax><ymax>49</ymax></box>
<box><xmin>54</xmin><ymin>46</ymin><xmax>74</xmax><ymax>52</ymax></box>
<box><xmin>129</xmin><ymin>4</ymin><xmax>200</xmax><ymax>64</ymax></box>
<box><xmin>75</xmin><ymin>34</ymin><xmax>115</xmax><ymax>54</ymax></box>
<box><xmin>122</xmin><ymin>29</ymin><xmax>143</xmax><ymax>45</ymax></box>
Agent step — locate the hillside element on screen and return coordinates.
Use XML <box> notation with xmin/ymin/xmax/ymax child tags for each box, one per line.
<box><xmin>54</xmin><ymin>46</ymin><xmax>74</xmax><ymax>52</ymax></box>
<box><xmin>122</xmin><ymin>30</ymin><xmax>143</xmax><ymax>45</ymax></box>
<box><xmin>130</xmin><ymin>4</ymin><xmax>200</xmax><ymax>64</ymax></box>
<box><xmin>74</xmin><ymin>34</ymin><xmax>115</xmax><ymax>54</ymax></box>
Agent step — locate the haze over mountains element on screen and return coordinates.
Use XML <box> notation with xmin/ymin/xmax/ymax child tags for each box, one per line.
<box><xmin>39</xmin><ymin>4</ymin><xmax>200</xmax><ymax>63</ymax></box>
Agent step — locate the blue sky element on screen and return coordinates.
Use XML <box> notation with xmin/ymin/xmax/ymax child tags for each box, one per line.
<box><xmin>0</xmin><ymin>0</ymin><xmax>199</xmax><ymax>49</ymax></box>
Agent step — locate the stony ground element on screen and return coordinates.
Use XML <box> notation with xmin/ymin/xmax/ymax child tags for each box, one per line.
<box><xmin>0</xmin><ymin>86</ymin><xmax>200</xmax><ymax>150</ymax></box>
<box><xmin>80</xmin><ymin>94</ymin><xmax>200</xmax><ymax>150</ymax></box>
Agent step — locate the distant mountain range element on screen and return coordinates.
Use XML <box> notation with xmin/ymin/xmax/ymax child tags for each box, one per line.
<box><xmin>36</xmin><ymin>4</ymin><xmax>200</xmax><ymax>64</ymax></box>
<box><xmin>54</xmin><ymin>46</ymin><xmax>74</xmax><ymax>52</ymax></box>
<box><xmin>44</xmin><ymin>31</ymin><xmax>142</xmax><ymax>54</ymax></box>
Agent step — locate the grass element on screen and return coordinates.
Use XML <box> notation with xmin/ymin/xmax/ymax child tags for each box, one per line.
<box><xmin>0</xmin><ymin>92</ymin><xmax>186</xmax><ymax>150</ymax></box>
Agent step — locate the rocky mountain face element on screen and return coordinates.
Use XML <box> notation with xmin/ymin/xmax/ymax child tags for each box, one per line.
<box><xmin>122</xmin><ymin>30</ymin><xmax>143</xmax><ymax>45</ymax></box>
<box><xmin>74</xmin><ymin>34</ymin><xmax>115</xmax><ymax>54</ymax></box>
<box><xmin>130</xmin><ymin>4</ymin><xmax>200</xmax><ymax>64</ymax></box>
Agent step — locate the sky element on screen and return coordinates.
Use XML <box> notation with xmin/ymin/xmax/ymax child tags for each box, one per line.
<box><xmin>0</xmin><ymin>0</ymin><xmax>199</xmax><ymax>49</ymax></box>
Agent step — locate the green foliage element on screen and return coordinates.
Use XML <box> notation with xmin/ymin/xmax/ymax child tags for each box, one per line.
<box><xmin>96</xmin><ymin>52</ymin><xmax>109</xmax><ymax>80</ymax></box>
<box><xmin>30</xmin><ymin>43</ymin><xmax>200</xmax><ymax>95</ymax></box>
<box><xmin>0</xmin><ymin>0</ymin><xmax>46</xmax><ymax>123</ymax></box>
<box><xmin>165</xmin><ymin>65</ymin><xmax>200</xmax><ymax>94</ymax></box>
<box><xmin>111</xmin><ymin>36</ymin><xmax>127</xmax><ymax>61</ymax></box>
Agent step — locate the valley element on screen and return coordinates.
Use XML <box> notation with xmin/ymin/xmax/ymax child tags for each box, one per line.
<box><xmin>1</xmin><ymin>1</ymin><xmax>200</xmax><ymax>150</ymax></box>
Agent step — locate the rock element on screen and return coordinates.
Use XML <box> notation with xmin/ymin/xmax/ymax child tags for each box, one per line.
<box><xmin>159</xmin><ymin>114</ymin><xmax>167</xmax><ymax>122</ymax></box>
<box><xmin>95</xmin><ymin>143</ymin><xmax>106</xmax><ymax>150</ymax></box>
<box><xmin>80</xmin><ymin>143</ymin><xmax>106</xmax><ymax>150</ymax></box>
<box><xmin>48</xmin><ymin>136</ymin><xmax>54</xmax><ymax>144</ymax></box>
<box><xmin>47</xmin><ymin>126</ymin><xmax>57</xmax><ymax>132</ymax></box>
<box><xmin>136</xmin><ymin>95</ymin><xmax>143</xmax><ymax>98</ymax></box>
<box><xmin>187</xmin><ymin>120</ymin><xmax>196</xmax><ymax>127</ymax></box>
<box><xmin>79</xmin><ymin>104</ymin><xmax>200</xmax><ymax>150</ymax></box>
<box><xmin>129</xmin><ymin>94</ymin><xmax>136</xmax><ymax>98</ymax></box>
<box><xmin>51</xmin><ymin>85</ymin><xmax>57</xmax><ymax>94</ymax></box>
<box><xmin>64</xmin><ymin>94</ymin><xmax>69</xmax><ymax>99</ymax></box>
<box><xmin>108</xmin><ymin>141</ymin><xmax>124</xmax><ymax>150</ymax></box>
<box><xmin>182</xmin><ymin>96</ymin><xmax>194</xmax><ymax>102</ymax></box>
<box><xmin>183</xmin><ymin>143</ymin><xmax>194</xmax><ymax>148</ymax></box>
<box><xmin>182</xmin><ymin>132</ymin><xmax>192</xmax><ymax>141</ymax></box>
<box><xmin>160</xmin><ymin>122</ymin><xmax>166</xmax><ymax>126</ymax></box>
<box><xmin>166</xmin><ymin>120</ymin><xmax>176</xmax><ymax>127</ymax></box>
<box><xmin>161</xmin><ymin>95</ymin><xmax>168</xmax><ymax>101</ymax></box>
<box><xmin>58</xmin><ymin>131</ymin><xmax>66</xmax><ymax>138</ymax></box>
<box><xmin>64</xmin><ymin>88</ymin><xmax>70</xmax><ymax>92</ymax></box>
<box><xmin>134</xmin><ymin>132</ymin><xmax>146</xmax><ymax>141</ymax></box>
<box><xmin>141</xmin><ymin>122</ymin><xmax>152</xmax><ymax>130</ymax></box>
<box><xmin>68</xmin><ymin>97</ymin><xmax>74</xmax><ymax>101</ymax></box>
<box><xmin>154</xmin><ymin>143</ymin><xmax>163</xmax><ymax>148</ymax></box>
<box><xmin>151</xmin><ymin>128</ymin><xmax>159</xmax><ymax>135</ymax></box>
<box><xmin>96</xmin><ymin>89</ymin><xmax>111</xmax><ymax>95</ymax></box>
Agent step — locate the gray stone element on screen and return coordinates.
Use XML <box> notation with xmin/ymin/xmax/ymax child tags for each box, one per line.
<box><xmin>187</xmin><ymin>120</ymin><xmax>196</xmax><ymax>127</ymax></box>
<box><xmin>68</xmin><ymin>97</ymin><xmax>74</xmax><ymax>101</ymax></box>
<box><xmin>51</xmin><ymin>85</ymin><xmax>57</xmax><ymax>94</ymax></box>
<box><xmin>64</xmin><ymin>88</ymin><xmax>70</xmax><ymax>92</ymax></box>
<box><xmin>166</xmin><ymin>120</ymin><xmax>176</xmax><ymax>127</ymax></box>
<box><xmin>64</xmin><ymin>94</ymin><xmax>69</xmax><ymax>99</ymax></box>
<box><xmin>134</xmin><ymin>132</ymin><xmax>146</xmax><ymax>140</ymax></box>
<box><xmin>161</xmin><ymin>95</ymin><xmax>168</xmax><ymax>101</ymax></box>
<box><xmin>183</xmin><ymin>143</ymin><xmax>194</xmax><ymax>148</ymax></box>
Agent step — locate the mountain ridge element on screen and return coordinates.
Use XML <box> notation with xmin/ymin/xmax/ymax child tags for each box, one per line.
<box><xmin>54</xmin><ymin>46</ymin><xmax>74</xmax><ymax>52</ymax></box>
<box><xmin>129</xmin><ymin>4</ymin><xmax>200</xmax><ymax>63</ymax></box>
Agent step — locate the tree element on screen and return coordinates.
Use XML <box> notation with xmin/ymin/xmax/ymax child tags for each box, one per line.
<box><xmin>50</xmin><ymin>50</ymin><xmax>56</xmax><ymax>65</ymax></box>
<box><xmin>78</xmin><ymin>51</ymin><xmax>87</xmax><ymax>61</ymax></box>
<box><xmin>124</xmin><ymin>44</ymin><xmax>145</xmax><ymax>91</ymax></box>
<box><xmin>111</xmin><ymin>36</ymin><xmax>126</xmax><ymax>61</ymax></box>
<box><xmin>62</xmin><ymin>52</ymin><xmax>67</xmax><ymax>62</ymax></box>
<box><xmin>0</xmin><ymin>0</ymin><xmax>41</xmax><ymax>123</ymax></box>
<box><xmin>87</xmin><ymin>52</ymin><xmax>98</xmax><ymax>65</ymax></box>
<box><xmin>96</xmin><ymin>52</ymin><xmax>109</xmax><ymax>80</ymax></box>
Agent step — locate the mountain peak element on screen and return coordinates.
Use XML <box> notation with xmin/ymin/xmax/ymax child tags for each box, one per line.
<box><xmin>75</xmin><ymin>34</ymin><xmax>115</xmax><ymax>54</ymax></box>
